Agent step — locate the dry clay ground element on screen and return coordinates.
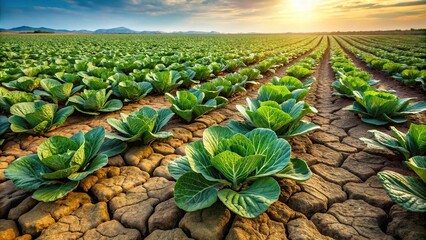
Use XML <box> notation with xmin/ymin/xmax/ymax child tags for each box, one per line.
<box><xmin>0</xmin><ymin>37</ymin><xmax>425</xmax><ymax>240</ymax></box>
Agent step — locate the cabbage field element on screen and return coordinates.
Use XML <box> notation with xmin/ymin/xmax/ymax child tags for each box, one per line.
<box><xmin>0</xmin><ymin>34</ymin><xmax>425</xmax><ymax>239</ymax></box>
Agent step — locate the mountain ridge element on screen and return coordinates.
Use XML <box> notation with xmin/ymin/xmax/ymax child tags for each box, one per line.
<box><xmin>0</xmin><ymin>26</ymin><xmax>220</xmax><ymax>34</ymax></box>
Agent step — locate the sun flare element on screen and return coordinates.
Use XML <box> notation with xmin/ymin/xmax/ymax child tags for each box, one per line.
<box><xmin>290</xmin><ymin>0</ymin><xmax>316</xmax><ymax>13</ymax></box>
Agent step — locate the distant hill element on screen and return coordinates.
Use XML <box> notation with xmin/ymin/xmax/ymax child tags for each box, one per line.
<box><xmin>0</xmin><ymin>26</ymin><xmax>221</xmax><ymax>34</ymax></box>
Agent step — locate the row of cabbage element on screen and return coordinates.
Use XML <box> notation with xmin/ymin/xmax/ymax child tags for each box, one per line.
<box><xmin>168</xmin><ymin>38</ymin><xmax>328</xmax><ymax>218</ymax></box>
<box><xmin>336</xmin><ymin>36</ymin><xmax>426</xmax><ymax>91</ymax></box>
<box><xmin>0</xmin><ymin>37</ymin><xmax>321</xmax><ymax>138</ymax></box>
<box><xmin>347</xmin><ymin>35</ymin><xmax>426</xmax><ymax>59</ymax></box>
<box><xmin>329</xmin><ymin>37</ymin><xmax>426</xmax><ymax>212</ymax></box>
<box><xmin>1</xmin><ymin>36</ymin><xmax>323</xmax><ymax>208</ymax></box>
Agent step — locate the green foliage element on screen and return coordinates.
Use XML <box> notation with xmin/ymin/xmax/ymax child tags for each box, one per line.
<box><xmin>191</xmin><ymin>65</ymin><xmax>212</xmax><ymax>81</ymax></box>
<box><xmin>0</xmin><ymin>87</ymin><xmax>39</xmax><ymax>113</ymax></box>
<box><xmin>34</xmin><ymin>78</ymin><xmax>84</xmax><ymax>103</ymax></box>
<box><xmin>343</xmin><ymin>90</ymin><xmax>426</xmax><ymax>125</ymax></box>
<box><xmin>112</xmin><ymin>80</ymin><xmax>152</xmax><ymax>102</ymax></box>
<box><xmin>8</xmin><ymin>101</ymin><xmax>74</xmax><ymax>134</ymax></box>
<box><xmin>145</xmin><ymin>71</ymin><xmax>183</xmax><ymax>93</ymax></box>
<box><xmin>229</xmin><ymin>98</ymin><xmax>319</xmax><ymax>138</ymax></box>
<box><xmin>239</xmin><ymin>67</ymin><xmax>261</xmax><ymax>81</ymax></box>
<box><xmin>67</xmin><ymin>89</ymin><xmax>123</xmax><ymax>115</ymax></box>
<box><xmin>257</xmin><ymin>84</ymin><xmax>308</xmax><ymax>103</ymax></box>
<box><xmin>2</xmin><ymin>76</ymin><xmax>41</xmax><ymax>92</ymax></box>
<box><xmin>286</xmin><ymin>65</ymin><xmax>312</xmax><ymax>79</ymax></box>
<box><xmin>166</xmin><ymin>90</ymin><xmax>228</xmax><ymax>123</ymax></box>
<box><xmin>378</xmin><ymin>156</ymin><xmax>426</xmax><ymax>212</ymax></box>
<box><xmin>4</xmin><ymin>127</ymin><xmax>126</xmax><ymax>202</ymax></box>
<box><xmin>361</xmin><ymin>124</ymin><xmax>426</xmax><ymax>160</ymax></box>
<box><xmin>189</xmin><ymin>82</ymin><xmax>223</xmax><ymax>101</ymax></box>
<box><xmin>0</xmin><ymin>115</ymin><xmax>9</xmax><ymax>146</ymax></box>
<box><xmin>168</xmin><ymin>126</ymin><xmax>311</xmax><ymax>218</ymax></box>
<box><xmin>106</xmin><ymin>107</ymin><xmax>174</xmax><ymax>143</ymax></box>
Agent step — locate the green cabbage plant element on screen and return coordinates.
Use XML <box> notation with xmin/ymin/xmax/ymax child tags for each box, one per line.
<box><xmin>189</xmin><ymin>82</ymin><xmax>223</xmax><ymax>101</ymax></box>
<box><xmin>179</xmin><ymin>69</ymin><xmax>198</xmax><ymax>88</ymax></box>
<box><xmin>106</xmin><ymin>107</ymin><xmax>174</xmax><ymax>143</ymax></box>
<box><xmin>82</xmin><ymin>76</ymin><xmax>110</xmax><ymax>90</ymax></box>
<box><xmin>67</xmin><ymin>89</ymin><xmax>123</xmax><ymax>115</ymax></box>
<box><xmin>211</xmin><ymin>73</ymin><xmax>255</xmax><ymax>98</ymax></box>
<box><xmin>378</xmin><ymin>156</ymin><xmax>426</xmax><ymax>212</ymax></box>
<box><xmin>55</xmin><ymin>72</ymin><xmax>82</xmax><ymax>84</ymax></box>
<box><xmin>229</xmin><ymin>98</ymin><xmax>319</xmax><ymax>138</ymax></box>
<box><xmin>34</xmin><ymin>78</ymin><xmax>84</xmax><ymax>103</ymax></box>
<box><xmin>145</xmin><ymin>71</ymin><xmax>183</xmax><ymax>93</ymax></box>
<box><xmin>0</xmin><ymin>87</ymin><xmax>39</xmax><ymax>113</ymax></box>
<box><xmin>393</xmin><ymin>69</ymin><xmax>422</xmax><ymax>86</ymax></box>
<box><xmin>272</xmin><ymin>76</ymin><xmax>314</xmax><ymax>91</ymax></box>
<box><xmin>257</xmin><ymin>84</ymin><xmax>307</xmax><ymax>103</ymax></box>
<box><xmin>2</xmin><ymin>76</ymin><xmax>41</xmax><ymax>92</ymax></box>
<box><xmin>112</xmin><ymin>80</ymin><xmax>153</xmax><ymax>102</ymax></box>
<box><xmin>255</xmin><ymin>59</ymin><xmax>275</xmax><ymax>73</ymax></box>
<box><xmin>360</xmin><ymin>124</ymin><xmax>425</xmax><ymax>160</ymax></box>
<box><xmin>191</xmin><ymin>65</ymin><xmax>212</xmax><ymax>81</ymax></box>
<box><xmin>331</xmin><ymin>77</ymin><xmax>380</xmax><ymax>98</ymax></box>
<box><xmin>9</xmin><ymin>101</ymin><xmax>74</xmax><ymax>134</ymax></box>
<box><xmin>286</xmin><ymin>65</ymin><xmax>312</xmax><ymax>79</ymax></box>
<box><xmin>343</xmin><ymin>90</ymin><xmax>426</xmax><ymax>125</ymax></box>
<box><xmin>4</xmin><ymin>127</ymin><xmax>126</xmax><ymax>202</ymax></box>
<box><xmin>0</xmin><ymin>115</ymin><xmax>9</xmax><ymax>145</ymax></box>
<box><xmin>166</xmin><ymin>90</ymin><xmax>228</xmax><ymax>123</ymax></box>
<box><xmin>239</xmin><ymin>67</ymin><xmax>261</xmax><ymax>81</ymax></box>
<box><xmin>168</xmin><ymin>126</ymin><xmax>311</xmax><ymax>218</ymax></box>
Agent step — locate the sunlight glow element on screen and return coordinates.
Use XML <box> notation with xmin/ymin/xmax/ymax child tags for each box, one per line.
<box><xmin>290</xmin><ymin>0</ymin><xmax>316</xmax><ymax>13</ymax></box>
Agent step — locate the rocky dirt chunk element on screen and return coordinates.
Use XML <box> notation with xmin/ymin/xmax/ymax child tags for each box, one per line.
<box><xmin>309</xmin><ymin>131</ymin><xmax>339</xmax><ymax>144</ymax></box>
<box><xmin>91</xmin><ymin>166</ymin><xmax>150</xmax><ymax>201</ymax></box>
<box><xmin>311</xmin><ymin>164</ymin><xmax>362</xmax><ymax>186</ymax></box>
<box><xmin>160</xmin><ymin>137</ymin><xmax>183</xmax><ymax>148</ymax></box>
<box><xmin>207</xmin><ymin>111</ymin><xmax>227</xmax><ymax>123</ymax></box>
<box><xmin>148</xmin><ymin>198</ymin><xmax>184</xmax><ymax>233</ymax></box>
<box><xmin>287</xmin><ymin>218</ymin><xmax>333</xmax><ymax>240</ymax></box>
<box><xmin>331</xmin><ymin>117</ymin><xmax>361</xmax><ymax>130</ymax></box>
<box><xmin>82</xmin><ymin>220</ymin><xmax>141</xmax><ymax>240</ymax></box>
<box><xmin>277</xmin><ymin>179</ymin><xmax>300</xmax><ymax>202</ymax></box>
<box><xmin>38</xmin><ymin>202</ymin><xmax>110</xmax><ymax>240</ymax></box>
<box><xmin>79</xmin><ymin>175</ymin><xmax>99</xmax><ymax>192</ymax></box>
<box><xmin>290</xmin><ymin>135</ymin><xmax>312</xmax><ymax>153</ymax></box>
<box><xmin>123</xmin><ymin>146</ymin><xmax>153</xmax><ymax>166</ymax></box>
<box><xmin>325</xmin><ymin>142</ymin><xmax>358</xmax><ymax>154</ymax></box>
<box><xmin>321</xmin><ymin>125</ymin><xmax>347</xmax><ymax>138</ymax></box>
<box><xmin>181</xmin><ymin>122</ymin><xmax>207</xmax><ymax>132</ymax></box>
<box><xmin>348</xmin><ymin>124</ymin><xmax>386</xmax><ymax>139</ymax></box>
<box><xmin>2</xmin><ymin>140</ymin><xmax>36</xmax><ymax>158</ymax></box>
<box><xmin>225</xmin><ymin>213</ymin><xmax>285</xmax><ymax>240</ymax></box>
<box><xmin>387</xmin><ymin>205</ymin><xmax>426</xmax><ymax>240</ymax></box>
<box><xmin>311</xmin><ymin>199</ymin><xmax>392</xmax><ymax>240</ymax></box>
<box><xmin>288</xmin><ymin>174</ymin><xmax>346</xmax><ymax>217</ymax></box>
<box><xmin>0</xmin><ymin>180</ymin><xmax>30</xmax><ymax>218</ymax></box>
<box><xmin>266</xmin><ymin>201</ymin><xmax>305</xmax><ymax>224</ymax></box>
<box><xmin>110</xmin><ymin>177</ymin><xmax>174</xmax><ymax>236</ymax></box>
<box><xmin>179</xmin><ymin>202</ymin><xmax>231</xmax><ymax>240</ymax></box>
<box><xmin>7</xmin><ymin>196</ymin><xmax>38</xmax><ymax>220</ymax></box>
<box><xmin>136</xmin><ymin>153</ymin><xmax>163</xmax><ymax>174</ymax></box>
<box><xmin>195</xmin><ymin>115</ymin><xmax>217</xmax><ymax>126</ymax></box>
<box><xmin>343</xmin><ymin>176</ymin><xmax>393</xmax><ymax>210</ymax></box>
<box><xmin>312</xmin><ymin>115</ymin><xmax>330</xmax><ymax>125</ymax></box>
<box><xmin>168</xmin><ymin>128</ymin><xmax>193</xmax><ymax>142</ymax></box>
<box><xmin>342</xmin><ymin>136</ymin><xmax>366</xmax><ymax>150</ymax></box>
<box><xmin>292</xmin><ymin>153</ymin><xmax>317</xmax><ymax>166</ymax></box>
<box><xmin>342</xmin><ymin>152</ymin><xmax>388</xmax><ymax>181</ymax></box>
<box><xmin>108</xmin><ymin>155</ymin><xmax>125</xmax><ymax>167</ymax></box>
<box><xmin>151</xmin><ymin>142</ymin><xmax>175</xmax><ymax>155</ymax></box>
<box><xmin>0</xmin><ymin>219</ymin><xmax>19</xmax><ymax>240</ymax></box>
<box><xmin>309</xmin><ymin>144</ymin><xmax>344</xmax><ymax>167</ymax></box>
<box><xmin>18</xmin><ymin>192</ymin><xmax>91</xmax><ymax>236</ymax></box>
<box><xmin>15</xmin><ymin>234</ymin><xmax>32</xmax><ymax>240</ymax></box>
<box><xmin>145</xmin><ymin>228</ymin><xmax>192</xmax><ymax>240</ymax></box>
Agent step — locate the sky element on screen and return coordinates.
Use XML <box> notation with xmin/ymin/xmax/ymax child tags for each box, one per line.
<box><xmin>1</xmin><ymin>0</ymin><xmax>425</xmax><ymax>33</ymax></box>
